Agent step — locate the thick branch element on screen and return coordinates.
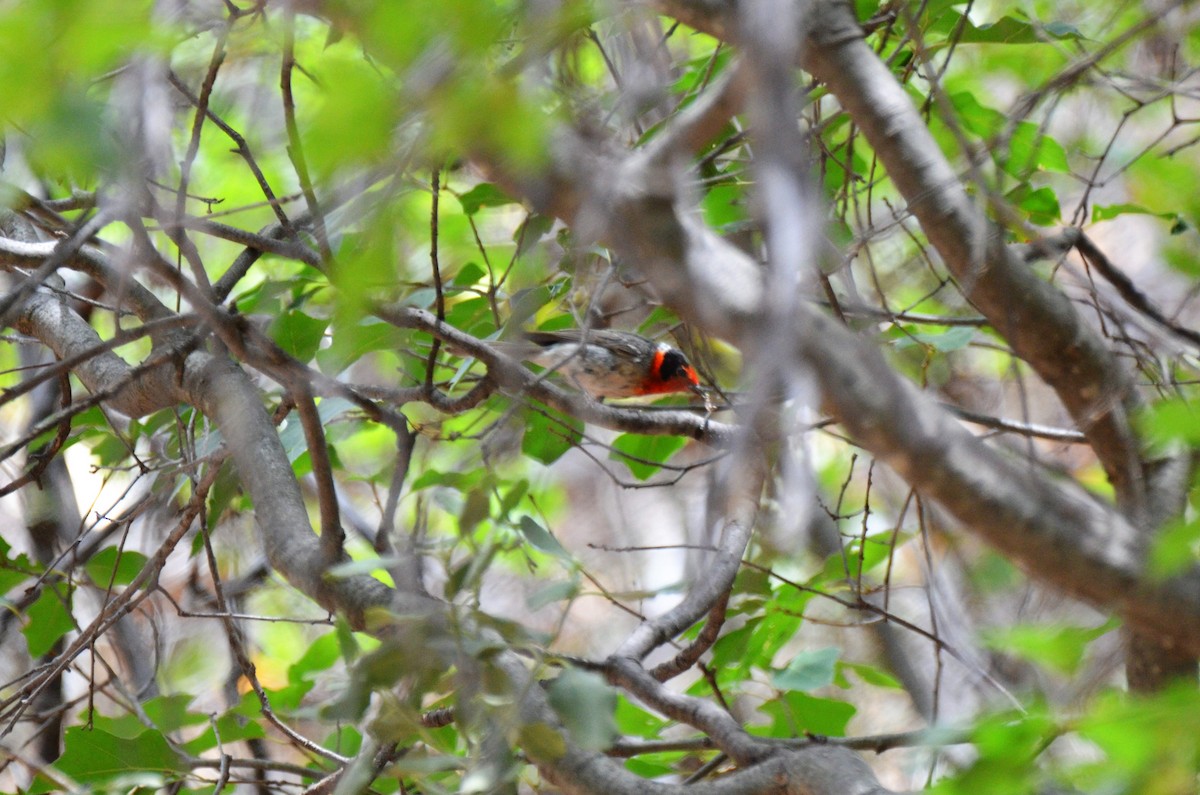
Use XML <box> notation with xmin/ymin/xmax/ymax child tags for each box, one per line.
<box><xmin>469</xmin><ymin>104</ymin><xmax>1200</xmax><ymax>659</ymax></box>
<box><xmin>798</xmin><ymin>0</ymin><xmax>1145</xmax><ymax>507</ymax></box>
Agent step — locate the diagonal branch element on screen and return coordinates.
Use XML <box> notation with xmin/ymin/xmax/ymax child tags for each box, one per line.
<box><xmin>467</xmin><ymin>88</ymin><xmax>1200</xmax><ymax>659</ymax></box>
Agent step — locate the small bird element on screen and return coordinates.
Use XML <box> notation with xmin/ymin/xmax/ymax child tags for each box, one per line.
<box><xmin>493</xmin><ymin>329</ymin><xmax>701</xmax><ymax>399</ymax></box>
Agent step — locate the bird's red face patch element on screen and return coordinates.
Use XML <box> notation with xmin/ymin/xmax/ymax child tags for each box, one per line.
<box><xmin>642</xmin><ymin>348</ymin><xmax>701</xmax><ymax>395</ymax></box>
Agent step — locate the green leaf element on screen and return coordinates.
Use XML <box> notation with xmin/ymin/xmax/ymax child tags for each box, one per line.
<box><xmin>90</xmin><ymin>694</ymin><xmax>206</xmax><ymax>740</ymax></box>
<box><xmin>840</xmin><ymin>660</ymin><xmax>903</xmax><ymax>689</ymax></box>
<box><xmin>1094</xmin><ymin>202</ymin><xmax>1185</xmax><ymax>226</ymax></box>
<box><xmin>317</xmin><ymin>319</ymin><xmax>406</xmax><ymax>375</ymax></box>
<box><xmin>757</xmin><ymin>691</ymin><xmax>856</xmax><ymax>737</ymax></box>
<box><xmin>702</xmin><ymin>182</ymin><xmax>748</xmax><ymax>230</ymax></box>
<box><xmin>709</xmin><ymin>620</ymin><xmax>757</xmax><ymax>674</ymax></box>
<box><xmin>304</xmin><ymin>51</ymin><xmax>397</xmax><ymax>174</ymax></box>
<box><xmin>143</xmin><ymin>694</ymin><xmax>206</xmax><ymax>734</ymax></box>
<box><xmin>269</xmin><ymin>310</ymin><xmax>329</xmax><ymax>362</ymax></box>
<box><xmin>1008</xmin><ymin>122</ymin><xmax>1069</xmax><ymax>174</ymax></box>
<box><xmin>453</xmin><ymin>261</ymin><xmax>488</xmax><ymax>287</ymax></box>
<box><xmin>182</xmin><ymin>710</ymin><xmax>266</xmax><ymax>755</ymax></box>
<box><xmin>933</xmin><ymin>12</ymin><xmax>1083</xmax><ymax>46</ymax></box>
<box><xmin>609</xmin><ymin>433</ymin><xmax>687</xmax><ymax>480</ymax></box>
<box><xmin>527</xmin><ymin>578</ymin><xmax>580</xmax><ymax>610</ymax></box>
<box><xmin>893</xmin><ymin>325</ymin><xmax>975</xmax><ymax>352</ymax></box>
<box><xmin>1008</xmin><ymin>185</ymin><xmax>1061</xmax><ymax>226</ymax></box>
<box><xmin>951</xmin><ymin>91</ymin><xmax>1005</xmax><ymax>138</ymax></box>
<box><xmin>1139</xmin><ymin>397</ymin><xmax>1200</xmax><ymax>446</ymax></box>
<box><xmin>517</xmin><ymin>722</ymin><xmax>567</xmax><ymax>760</ymax></box>
<box><xmin>85</xmin><ymin>546</ymin><xmax>149</xmax><ymax>588</ymax></box>
<box><xmin>517</xmin><ymin>515</ymin><xmax>570</xmax><ymax>559</ymax></box>
<box><xmin>941</xmin><ymin>709</ymin><xmax>1057</xmax><ymax>795</ymax></box>
<box><xmin>614</xmin><ymin>696</ymin><xmax>667</xmax><ymax>739</ymax></box>
<box><xmin>743</xmin><ymin>610</ymin><xmax>805</xmax><ymax>673</ymax></box>
<box><xmin>515</xmin><ymin>213</ymin><xmax>555</xmax><ymax>257</ymax></box>
<box><xmin>54</xmin><ymin>727</ymin><xmax>183</xmax><ymax>784</ymax></box>
<box><xmin>1076</xmin><ymin>684</ymin><xmax>1200</xmax><ymax>790</ymax></box>
<box><xmin>23</xmin><ymin>585</ymin><xmax>73</xmax><ymax>657</ymax></box>
<box><xmin>498</xmin><ymin>479</ymin><xmax>530</xmax><ymax>518</ymax></box>
<box><xmin>457</xmin><ymin>182</ymin><xmax>517</xmax><ymax>215</ymax></box>
<box><xmin>983</xmin><ymin>619</ymin><xmax>1118</xmax><ymax>675</ymax></box>
<box><xmin>772</xmin><ymin>647</ymin><xmax>840</xmax><ymax>692</ymax></box>
<box><xmin>205</xmin><ymin>464</ymin><xmax>242</xmax><ymax>530</ymax></box>
<box><xmin>547</xmin><ymin>669</ymin><xmax>619</xmax><ymax>751</ymax></box>
<box><xmin>0</xmin><ymin>537</ymin><xmax>37</xmax><ymax>596</ymax></box>
<box><xmin>521</xmin><ymin>408</ymin><xmax>581</xmax><ymax>465</ymax></box>
<box><xmin>410</xmin><ymin>468</ymin><xmax>485</xmax><ymax>491</ymax></box>
<box><xmin>1148</xmin><ymin>516</ymin><xmax>1200</xmax><ymax>578</ymax></box>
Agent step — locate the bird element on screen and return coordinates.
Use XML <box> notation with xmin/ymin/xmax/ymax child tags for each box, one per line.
<box><xmin>491</xmin><ymin>329</ymin><xmax>702</xmax><ymax>399</ymax></box>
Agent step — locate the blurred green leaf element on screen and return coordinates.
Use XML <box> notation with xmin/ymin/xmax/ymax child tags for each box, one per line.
<box><xmin>182</xmin><ymin>709</ymin><xmax>267</xmax><ymax>755</ymax></box>
<box><xmin>614</xmin><ymin>696</ymin><xmax>667</xmax><ymax>739</ymax></box>
<box><xmin>983</xmin><ymin>619</ymin><xmax>1118</xmax><ymax>676</ymax></box>
<box><xmin>609</xmin><ymin>433</ymin><xmax>687</xmax><ymax>480</ymax></box>
<box><xmin>1139</xmin><ymin>397</ymin><xmax>1200</xmax><ymax>446</ymax></box>
<box><xmin>547</xmin><ymin>669</ymin><xmax>618</xmax><ymax>751</ymax></box>
<box><xmin>457</xmin><ymin>183</ymin><xmax>517</xmax><ymax>215</ymax></box>
<box><xmin>1092</xmin><ymin>202</ymin><xmax>1181</xmax><ymax>225</ymax></box>
<box><xmin>935</xmin><ymin>709</ymin><xmax>1057</xmax><ymax>795</ymax></box>
<box><xmin>893</xmin><ymin>325</ymin><xmax>975</xmax><ymax>352</ymax></box>
<box><xmin>1148</xmin><ymin>516</ymin><xmax>1200</xmax><ymax>579</ymax></box>
<box><xmin>317</xmin><ymin>319</ymin><xmax>407</xmax><ymax>375</ymax></box>
<box><xmin>517</xmin><ymin>515</ymin><xmax>570</xmax><ymax>559</ymax></box>
<box><xmin>840</xmin><ymin>660</ymin><xmax>903</xmax><ymax>689</ymax></box>
<box><xmin>518</xmin><ymin>722</ymin><xmax>568</xmax><ymax>760</ymax></box>
<box><xmin>1074</xmin><ymin>685</ymin><xmax>1200</xmax><ymax>792</ymax></box>
<box><xmin>527</xmin><ymin>577</ymin><xmax>579</xmax><ymax>610</ymax></box>
<box><xmin>772</xmin><ymin>647</ymin><xmax>840</xmax><ymax>692</ymax></box>
<box><xmin>304</xmin><ymin>49</ymin><xmax>398</xmax><ymax>174</ymax></box>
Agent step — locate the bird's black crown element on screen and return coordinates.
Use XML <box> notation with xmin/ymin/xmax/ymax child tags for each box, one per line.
<box><xmin>659</xmin><ymin>349</ymin><xmax>691</xmax><ymax>380</ymax></box>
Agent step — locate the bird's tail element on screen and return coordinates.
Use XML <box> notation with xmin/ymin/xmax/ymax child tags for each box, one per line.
<box><xmin>486</xmin><ymin>339</ymin><xmax>547</xmax><ymax>361</ymax></box>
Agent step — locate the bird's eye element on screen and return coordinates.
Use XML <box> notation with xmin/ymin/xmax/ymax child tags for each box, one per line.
<box><xmin>659</xmin><ymin>350</ymin><xmax>689</xmax><ymax>380</ymax></box>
